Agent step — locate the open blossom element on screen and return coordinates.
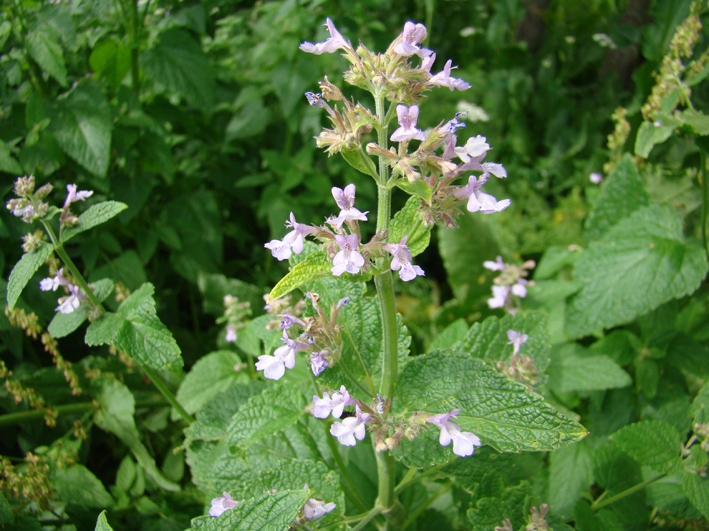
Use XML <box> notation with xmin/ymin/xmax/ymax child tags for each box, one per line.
<box><xmin>332</xmin><ymin>234</ymin><xmax>365</xmax><ymax>276</ymax></box>
<box><xmin>264</xmin><ymin>212</ymin><xmax>317</xmax><ymax>261</ymax></box>
<box><xmin>483</xmin><ymin>256</ymin><xmax>505</xmax><ymax>272</ymax></box>
<box><xmin>383</xmin><ymin>236</ymin><xmax>425</xmax><ymax>281</ymax></box>
<box><xmin>426</xmin><ymin>409</ymin><xmax>481</xmax><ymax>457</ymax></box>
<box><xmin>507</xmin><ymin>329</ymin><xmax>529</xmax><ymax>356</ymax></box>
<box><xmin>63</xmin><ymin>184</ymin><xmax>93</xmax><ymax>208</ymax></box>
<box><xmin>304</xmin><ymin>497</ymin><xmax>336</xmax><ymax>519</ymax></box>
<box><xmin>589</xmin><ymin>172</ymin><xmax>604</xmax><ymax>184</ymax></box>
<box><xmin>312</xmin><ymin>386</ymin><xmax>356</xmax><ymax>419</ymax></box>
<box><xmin>225</xmin><ymin>324</ymin><xmax>237</xmax><ymax>342</ymax></box>
<box><xmin>56</xmin><ymin>285</ymin><xmax>85</xmax><ymax>314</ymax></box>
<box><xmin>391</xmin><ymin>105</ymin><xmax>426</xmax><ymax>142</ymax></box>
<box><xmin>393</xmin><ymin>21</ymin><xmax>432</xmax><ymax>58</ymax></box>
<box><xmin>300</xmin><ymin>18</ymin><xmax>349</xmax><ymax>55</ymax></box>
<box><xmin>255</xmin><ymin>330</ymin><xmax>309</xmax><ymax>380</ymax></box>
<box><xmin>430</xmin><ymin>59</ymin><xmax>471</xmax><ymax>91</ymax></box>
<box><xmin>512</xmin><ymin>278</ymin><xmax>529</xmax><ymax>297</ymax></box>
<box><xmin>456</xmin><ymin>175</ymin><xmax>511</xmax><ymax>214</ymax></box>
<box><xmin>488</xmin><ymin>285</ymin><xmax>510</xmax><ymax>309</ymax></box>
<box><xmin>310</xmin><ymin>351</ymin><xmax>329</xmax><ymax>376</ymax></box>
<box><xmin>330</xmin><ymin>405</ymin><xmax>370</xmax><ymax>446</ymax></box>
<box><xmin>328</xmin><ymin>184</ymin><xmax>368</xmax><ymax>229</ymax></box>
<box><xmin>454</xmin><ymin>135</ymin><xmax>490</xmax><ymax>162</ymax></box>
<box><xmin>209</xmin><ymin>492</ymin><xmax>238</xmax><ymax>517</ymax></box>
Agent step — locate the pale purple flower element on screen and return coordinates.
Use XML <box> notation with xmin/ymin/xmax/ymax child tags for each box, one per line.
<box><xmin>429</xmin><ymin>59</ymin><xmax>471</xmax><ymax>91</ymax></box>
<box><xmin>328</xmin><ymin>185</ymin><xmax>368</xmax><ymax>229</ymax></box>
<box><xmin>488</xmin><ymin>285</ymin><xmax>510</xmax><ymax>309</ymax></box>
<box><xmin>300</xmin><ymin>18</ymin><xmax>349</xmax><ymax>55</ymax></box>
<box><xmin>456</xmin><ymin>175</ymin><xmax>511</xmax><ymax>214</ymax></box>
<box><xmin>40</xmin><ymin>268</ymin><xmax>70</xmax><ymax>292</ymax></box>
<box><xmin>511</xmin><ymin>279</ymin><xmax>528</xmax><ymax>298</ymax></box>
<box><xmin>589</xmin><ymin>172</ymin><xmax>604</xmax><ymax>184</ymax></box>
<box><xmin>332</xmin><ymin>234</ymin><xmax>365</xmax><ymax>276</ymax></box>
<box><xmin>209</xmin><ymin>492</ymin><xmax>238</xmax><ymax>517</ymax></box>
<box><xmin>56</xmin><ymin>285</ymin><xmax>85</xmax><ymax>314</ymax></box>
<box><xmin>421</xmin><ymin>52</ymin><xmax>436</xmax><ymax>72</ymax></box>
<box><xmin>507</xmin><ymin>329</ymin><xmax>529</xmax><ymax>356</ymax></box>
<box><xmin>483</xmin><ymin>256</ymin><xmax>505</xmax><ymax>272</ymax></box>
<box><xmin>280</xmin><ymin>312</ymin><xmax>305</xmax><ymax>330</ymax></box>
<box><xmin>255</xmin><ymin>330</ymin><xmax>309</xmax><ymax>380</ymax></box>
<box><xmin>383</xmin><ymin>236</ymin><xmax>425</xmax><ymax>281</ymax></box>
<box><xmin>264</xmin><ymin>212</ymin><xmax>317</xmax><ymax>261</ymax></box>
<box><xmin>330</xmin><ymin>405</ymin><xmax>370</xmax><ymax>446</ymax></box>
<box><xmin>391</xmin><ymin>105</ymin><xmax>426</xmax><ymax>143</ymax></box>
<box><xmin>63</xmin><ymin>184</ymin><xmax>93</xmax><ymax>209</ymax></box>
<box><xmin>393</xmin><ymin>21</ymin><xmax>432</xmax><ymax>58</ymax></box>
<box><xmin>225</xmin><ymin>324</ymin><xmax>237</xmax><ymax>343</ymax></box>
<box><xmin>312</xmin><ymin>386</ymin><xmax>356</xmax><ymax>419</ymax></box>
<box><xmin>426</xmin><ymin>409</ymin><xmax>481</xmax><ymax>457</ymax></box>
<box><xmin>454</xmin><ymin>135</ymin><xmax>490</xmax><ymax>162</ymax></box>
<box><xmin>310</xmin><ymin>351</ymin><xmax>329</xmax><ymax>376</ymax></box>
<box><xmin>304</xmin><ymin>497</ymin><xmax>336</xmax><ymax>519</ymax></box>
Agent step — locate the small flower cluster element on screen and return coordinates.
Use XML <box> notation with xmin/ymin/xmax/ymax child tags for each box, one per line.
<box><xmin>218</xmin><ymin>295</ymin><xmax>251</xmax><ymax>343</ymax></box>
<box><xmin>208</xmin><ymin>486</ymin><xmax>335</xmax><ymax>522</ymax></box>
<box><xmin>39</xmin><ymin>268</ymin><xmax>87</xmax><ymax>314</ymax></box>
<box><xmin>484</xmin><ymin>256</ymin><xmax>535</xmax><ymax>314</ymax></box>
<box><xmin>497</xmin><ymin>330</ymin><xmax>539</xmax><ymax>388</ymax></box>
<box><xmin>6</xmin><ymin>175</ymin><xmax>52</xmax><ymax>223</ymax></box>
<box><xmin>265</xmin><ymin>184</ymin><xmax>425</xmax><ymax>282</ymax></box>
<box><xmin>311</xmin><ymin>385</ymin><xmax>481</xmax><ymax>457</ymax></box>
<box><xmin>256</xmin><ymin>293</ymin><xmax>348</xmax><ymax>379</ymax></box>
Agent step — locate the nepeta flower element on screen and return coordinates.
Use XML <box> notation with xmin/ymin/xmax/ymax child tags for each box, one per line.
<box><xmin>332</xmin><ymin>234</ymin><xmax>365</xmax><ymax>276</ymax></box>
<box><xmin>589</xmin><ymin>172</ymin><xmax>604</xmax><ymax>184</ymax></box>
<box><xmin>209</xmin><ymin>492</ymin><xmax>238</xmax><ymax>517</ymax></box>
<box><xmin>426</xmin><ymin>409</ymin><xmax>481</xmax><ymax>457</ymax></box>
<box><xmin>483</xmin><ymin>256</ymin><xmax>505</xmax><ymax>272</ymax></box>
<box><xmin>264</xmin><ymin>212</ymin><xmax>317</xmax><ymax>261</ymax></box>
<box><xmin>457</xmin><ymin>175</ymin><xmax>511</xmax><ymax>214</ymax></box>
<box><xmin>330</xmin><ymin>405</ymin><xmax>370</xmax><ymax>446</ymax></box>
<box><xmin>507</xmin><ymin>330</ymin><xmax>529</xmax><ymax>356</ymax></box>
<box><xmin>328</xmin><ymin>185</ymin><xmax>368</xmax><ymax>229</ymax></box>
<box><xmin>383</xmin><ymin>236</ymin><xmax>425</xmax><ymax>281</ymax></box>
<box><xmin>511</xmin><ymin>279</ymin><xmax>529</xmax><ymax>298</ymax></box>
<box><xmin>300</xmin><ymin>18</ymin><xmax>349</xmax><ymax>55</ymax></box>
<box><xmin>312</xmin><ymin>385</ymin><xmax>356</xmax><ymax>419</ymax></box>
<box><xmin>255</xmin><ymin>330</ymin><xmax>309</xmax><ymax>380</ymax></box>
<box><xmin>63</xmin><ymin>184</ymin><xmax>93</xmax><ymax>208</ymax></box>
<box><xmin>304</xmin><ymin>497</ymin><xmax>336</xmax><ymax>519</ymax></box>
<box><xmin>225</xmin><ymin>324</ymin><xmax>237</xmax><ymax>342</ymax></box>
<box><xmin>430</xmin><ymin>59</ymin><xmax>471</xmax><ymax>91</ymax></box>
<box><xmin>393</xmin><ymin>21</ymin><xmax>432</xmax><ymax>58</ymax></box>
<box><xmin>310</xmin><ymin>351</ymin><xmax>329</xmax><ymax>376</ymax></box>
<box><xmin>421</xmin><ymin>52</ymin><xmax>436</xmax><ymax>72</ymax></box>
<box><xmin>454</xmin><ymin>135</ymin><xmax>490</xmax><ymax>162</ymax></box>
<box><xmin>391</xmin><ymin>105</ymin><xmax>426</xmax><ymax>143</ymax></box>
<box><xmin>488</xmin><ymin>285</ymin><xmax>510</xmax><ymax>309</ymax></box>
<box><xmin>40</xmin><ymin>268</ymin><xmax>70</xmax><ymax>292</ymax></box>
<box><xmin>56</xmin><ymin>285</ymin><xmax>85</xmax><ymax>314</ymax></box>
<box><xmin>280</xmin><ymin>312</ymin><xmax>305</xmax><ymax>330</ymax></box>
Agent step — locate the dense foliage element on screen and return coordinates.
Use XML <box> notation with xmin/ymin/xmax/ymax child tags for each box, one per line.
<box><xmin>1</xmin><ymin>0</ymin><xmax>709</xmax><ymax>530</ymax></box>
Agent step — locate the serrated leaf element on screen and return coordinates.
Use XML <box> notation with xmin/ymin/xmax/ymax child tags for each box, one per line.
<box><xmin>7</xmin><ymin>243</ymin><xmax>53</xmax><ymax>310</ymax></box>
<box><xmin>52</xmin><ymin>465</ymin><xmax>114</xmax><ymax>508</ymax></box>
<box><xmin>340</xmin><ymin>148</ymin><xmax>378</xmax><ymax>179</ymax></box>
<box><xmin>635</xmin><ymin>117</ymin><xmax>679</xmax><ymax>157</ymax></box>
<box><xmin>681</xmin><ymin>472</ymin><xmax>709</xmax><ymax>519</ymax></box>
<box><xmin>141</xmin><ymin>28</ymin><xmax>214</xmax><ymax>109</ymax></box>
<box><xmin>267</xmin><ymin>251</ymin><xmax>331</xmax><ymax>302</ymax></box>
<box><xmin>48</xmin><ymin>278</ymin><xmax>114</xmax><ymax>338</ymax></box>
<box><xmin>85</xmin><ymin>283</ymin><xmax>182</xmax><ymax>371</ymax></box>
<box><xmin>396</xmin><ymin>351</ymin><xmax>587</xmax><ymax>465</ymax></box>
<box><xmin>61</xmin><ymin>201</ymin><xmax>127</xmax><ymax>243</ymax></box>
<box><xmin>567</xmin><ymin>204</ymin><xmax>708</xmax><ymax>339</ymax></box>
<box><xmin>396</xmin><ymin>179</ymin><xmax>432</xmax><ymax>202</ymax></box>
<box><xmin>690</xmin><ymin>381</ymin><xmax>709</xmax><ymax>425</ymax></box>
<box><xmin>547</xmin><ymin>344</ymin><xmax>631</xmax><ymax>393</ymax></box>
<box><xmin>467</xmin><ymin>482</ymin><xmax>534</xmax><ymax>531</ymax></box>
<box><xmin>190</xmin><ymin>490</ymin><xmax>311</xmax><ymax>531</ymax></box>
<box><xmin>584</xmin><ymin>154</ymin><xmax>649</xmax><ymax>241</ymax></box>
<box><xmin>430</xmin><ymin>318</ymin><xmax>468</xmax><ymax>350</ymax></box>
<box><xmin>549</xmin><ymin>440</ymin><xmax>594</xmax><ymax>516</ymax></box>
<box><xmin>389</xmin><ymin>196</ymin><xmax>431</xmax><ymax>257</ymax></box>
<box><xmin>89</xmin><ymin>37</ymin><xmax>130</xmax><ymax>88</ymax></box>
<box><xmin>680</xmin><ymin>109</ymin><xmax>709</xmax><ymax>135</ymax></box>
<box><xmin>94</xmin><ymin>511</ymin><xmax>113</xmax><ymax>531</ymax></box>
<box><xmin>610</xmin><ymin>420</ymin><xmax>682</xmax><ymax>474</ymax></box>
<box><xmin>25</xmin><ymin>28</ymin><xmax>67</xmax><ymax>86</ymax></box>
<box><xmin>176</xmin><ymin>350</ymin><xmax>247</xmax><ymax>417</ymax></box>
<box><xmin>226</xmin><ymin>384</ymin><xmax>304</xmax><ymax>450</ymax></box>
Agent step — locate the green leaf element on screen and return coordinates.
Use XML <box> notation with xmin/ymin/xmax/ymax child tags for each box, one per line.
<box><xmin>61</xmin><ymin>201</ymin><xmax>128</xmax><ymax>243</ymax></box>
<box><xmin>141</xmin><ymin>28</ymin><xmax>214</xmax><ymax>109</ymax></box>
<box><xmin>690</xmin><ymin>381</ymin><xmax>709</xmax><ymax>425</ymax></box>
<box><xmin>52</xmin><ymin>465</ymin><xmax>114</xmax><ymax>508</ymax></box>
<box><xmin>267</xmin><ymin>251</ymin><xmax>332</xmax><ymax>302</ymax></box>
<box><xmin>0</xmin><ymin>492</ymin><xmax>12</xmax><ymax>525</ymax></box>
<box><xmin>389</xmin><ymin>196</ymin><xmax>431</xmax><ymax>257</ymax></box>
<box><xmin>94</xmin><ymin>511</ymin><xmax>113</xmax><ymax>531</ymax></box>
<box><xmin>681</xmin><ymin>472</ymin><xmax>709</xmax><ymax>519</ymax></box>
<box><xmin>89</xmin><ymin>37</ymin><xmax>130</xmax><ymax>88</ymax></box>
<box><xmin>176</xmin><ymin>350</ymin><xmax>247</xmax><ymax>417</ymax></box>
<box><xmin>48</xmin><ymin>278</ymin><xmax>114</xmax><ymax>338</ymax></box>
<box><xmin>547</xmin><ymin>344</ymin><xmax>631</xmax><ymax>393</ymax></box>
<box><xmin>49</xmin><ymin>81</ymin><xmax>112</xmax><ymax>177</ymax></box>
<box><xmin>467</xmin><ymin>482</ymin><xmax>534</xmax><ymax>531</ymax></box>
<box><xmin>610</xmin><ymin>420</ymin><xmax>682</xmax><ymax>474</ymax></box>
<box><xmin>680</xmin><ymin>109</ymin><xmax>709</xmax><ymax>135</ymax></box>
<box><xmin>549</xmin><ymin>440</ymin><xmax>594</xmax><ymax>516</ymax></box>
<box><xmin>0</xmin><ymin>139</ymin><xmax>23</xmax><ymax>175</ymax></box>
<box><xmin>430</xmin><ymin>318</ymin><xmax>468</xmax><ymax>350</ymax></box>
<box><xmin>25</xmin><ymin>28</ymin><xmax>67</xmax><ymax>86</ymax></box>
<box><xmin>567</xmin><ymin>204</ymin><xmax>708</xmax><ymax>339</ymax></box>
<box><xmin>584</xmin><ymin>154</ymin><xmax>650</xmax><ymax>241</ymax></box>
<box><xmin>190</xmin><ymin>490</ymin><xmax>311</xmax><ymax>531</ymax></box>
<box><xmin>340</xmin><ymin>148</ymin><xmax>379</xmax><ymax>179</ymax></box>
<box><xmin>7</xmin><ymin>243</ymin><xmax>53</xmax><ymax>311</ymax></box>
<box><xmin>396</xmin><ymin>351</ymin><xmax>587</xmax><ymax>466</ymax></box>
<box><xmin>226</xmin><ymin>384</ymin><xmax>304</xmax><ymax>451</ymax></box>
<box><xmin>395</xmin><ymin>179</ymin><xmax>433</xmax><ymax>202</ymax></box>
<box><xmin>85</xmin><ymin>283</ymin><xmax>183</xmax><ymax>372</ymax></box>
<box><xmin>635</xmin><ymin>116</ymin><xmax>680</xmax><ymax>157</ymax></box>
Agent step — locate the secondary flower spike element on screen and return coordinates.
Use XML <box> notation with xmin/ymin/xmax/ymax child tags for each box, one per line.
<box><xmin>300</xmin><ymin>18</ymin><xmax>349</xmax><ymax>55</ymax></box>
<box><xmin>426</xmin><ymin>409</ymin><xmax>481</xmax><ymax>457</ymax></box>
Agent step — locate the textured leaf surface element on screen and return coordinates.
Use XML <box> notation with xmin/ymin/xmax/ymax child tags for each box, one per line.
<box><xmin>61</xmin><ymin>201</ymin><xmax>128</xmax><ymax>243</ymax></box>
<box><xmin>389</xmin><ymin>196</ymin><xmax>431</xmax><ymax>257</ymax></box>
<box><xmin>94</xmin><ymin>511</ymin><xmax>114</xmax><ymax>531</ymax></box>
<box><xmin>549</xmin><ymin>441</ymin><xmax>594</xmax><ymax>516</ymax></box>
<box><xmin>610</xmin><ymin>420</ymin><xmax>682</xmax><ymax>474</ymax></box>
<box><xmin>341</xmin><ymin>148</ymin><xmax>378</xmax><ymax>179</ymax></box>
<box><xmin>547</xmin><ymin>344</ymin><xmax>631</xmax><ymax>393</ymax></box>
<box><xmin>52</xmin><ymin>465</ymin><xmax>114</xmax><ymax>508</ymax></box>
<box><xmin>430</xmin><ymin>318</ymin><xmax>468</xmax><ymax>350</ymax></box>
<box><xmin>396</xmin><ymin>351</ymin><xmax>587</xmax><ymax>463</ymax></box>
<box><xmin>89</xmin><ymin>37</ymin><xmax>130</xmax><ymax>88</ymax></box>
<box><xmin>690</xmin><ymin>381</ymin><xmax>709</xmax><ymax>425</ymax></box>
<box><xmin>635</xmin><ymin>118</ymin><xmax>679</xmax><ymax>157</ymax></box>
<box><xmin>567</xmin><ymin>204</ymin><xmax>708</xmax><ymax>338</ymax></box>
<box><xmin>467</xmin><ymin>482</ymin><xmax>534</xmax><ymax>531</ymax></box>
<box><xmin>226</xmin><ymin>384</ymin><xmax>304</xmax><ymax>450</ymax></box>
<box><xmin>267</xmin><ymin>251</ymin><xmax>331</xmax><ymax>302</ymax></box>
<box><xmin>682</xmin><ymin>472</ymin><xmax>709</xmax><ymax>519</ymax></box>
<box><xmin>26</xmin><ymin>29</ymin><xmax>67</xmax><ymax>86</ymax></box>
<box><xmin>584</xmin><ymin>154</ymin><xmax>649</xmax><ymax>241</ymax></box>
<box><xmin>190</xmin><ymin>490</ymin><xmax>311</xmax><ymax>531</ymax></box>
<box><xmin>85</xmin><ymin>283</ymin><xmax>182</xmax><ymax>371</ymax></box>
<box><xmin>7</xmin><ymin>243</ymin><xmax>53</xmax><ymax>310</ymax></box>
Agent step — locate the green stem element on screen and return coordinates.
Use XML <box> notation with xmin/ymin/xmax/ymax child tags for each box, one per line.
<box><xmin>700</xmin><ymin>149</ymin><xmax>709</xmax><ymax>263</ymax></box>
<box><xmin>375</xmin><ymin>272</ymin><xmax>398</xmax><ymax>399</ymax></box>
<box><xmin>591</xmin><ymin>473</ymin><xmax>667</xmax><ymax>511</ymax></box>
<box><xmin>142</xmin><ymin>364</ymin><xmax>194</xmax><ymax>425</ymax></box>
<box><xmin>324</xmin><ymin>434</ymin><xmax>369</xmax><ymax>512</ymax></box>
<box><xmin>402</xmin><ymin>481</ymin><xmax>451</xmax><ymax>529</ymax></box>
<box><xmin>374</xmin><ymin>442</ymin><xmax>397</xmax><ymax>516</ymax></box>
<box><xmin>129</xmin><ymin>0</ymin><xmax>141</xmax><ymax>98</ymax></box>
<box><xmin>350</xmin><ymin>504</ymin><xmax>384</xmax><ymax>531</ymax></box>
